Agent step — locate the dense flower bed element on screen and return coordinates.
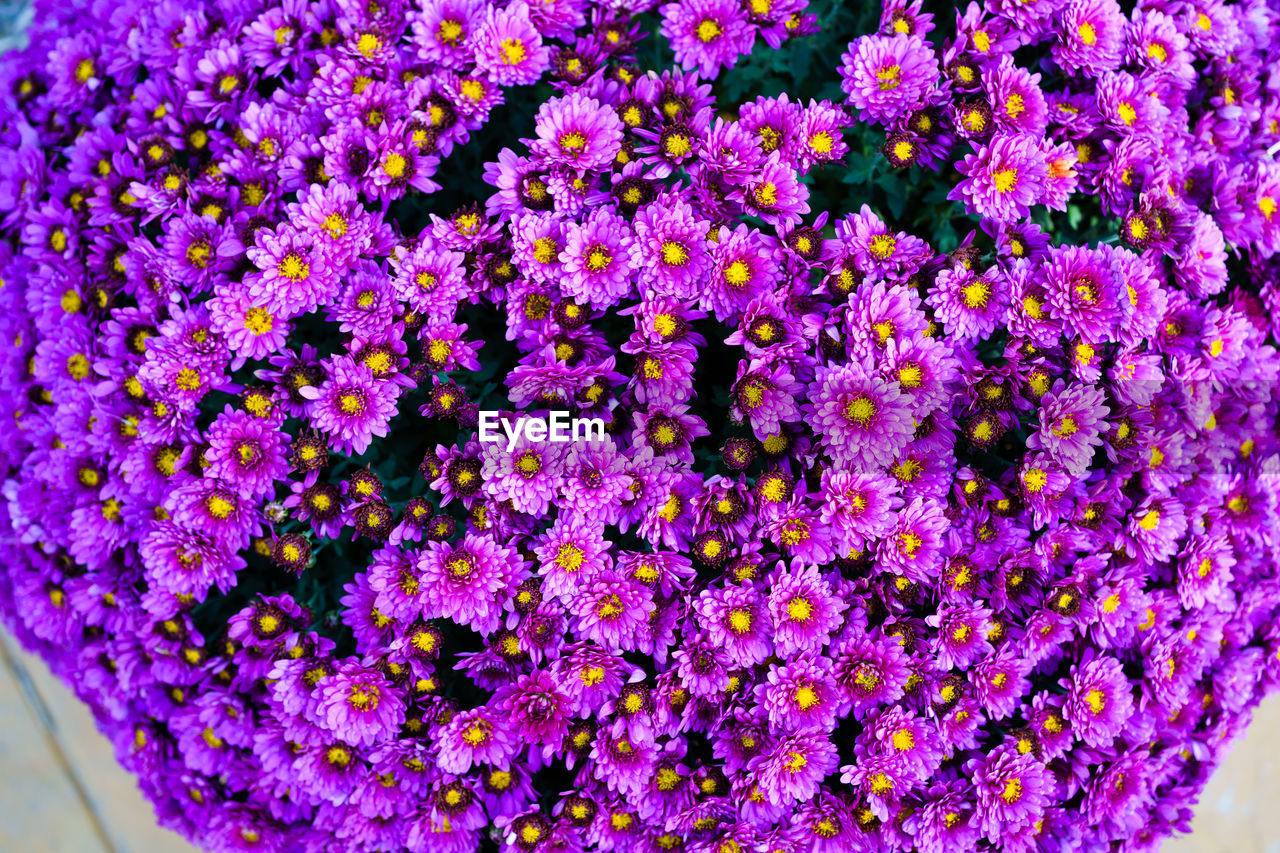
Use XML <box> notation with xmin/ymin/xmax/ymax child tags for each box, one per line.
<box><xmin>2</xmin><ymin>0</ymin><xmax>1280</xmax><ymax>850</ymax></box>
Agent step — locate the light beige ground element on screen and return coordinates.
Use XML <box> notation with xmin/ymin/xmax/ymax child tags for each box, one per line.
<box><xmin>1</xmin><ymin>627</ymin><xmax>1276</xmax><ymax>852</ymax></box>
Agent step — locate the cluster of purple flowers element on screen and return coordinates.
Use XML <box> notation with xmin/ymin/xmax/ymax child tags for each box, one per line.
<box><xmin>1</xmin><ymin>0</ymin><xmax>1280</xmax><ymax>851</ymax></box>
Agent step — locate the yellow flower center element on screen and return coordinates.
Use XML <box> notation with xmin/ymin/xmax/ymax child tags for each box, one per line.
<box><xmin>870</xmin><ymin>233</ymin><xmax>896</xmax><ymax>259</ymax></box>
<box><xmin>277</xmin><ymin>253</ymin><xmax>309</xmax><ymax>281</ymax></box>
<box><xmin>843</xmin><ymin>396</ymin><xmax>875</xmax><ymax>425</ymax></box>
<box><xmin>992</xmin><ymin>169</ymin><xmax>1018</xmax><ymax>193</ymax></box>
<box><xmin>661</xmin><ymin>241</ymin><xmax>688</xmax><ymax>266</ymax></box>
<box><xmin>499</xmin><ymin>38</ymin><xmax>526</xmax><ymax>65</ymax></box>
<box><xmin>962</xmin><ymin>278</ymin><xmax>989</xmax><ymax>308</ymax></box>
<box><xmin>876</xmin><ymin>64</ymin><xmax>901</xmax><ymax>90</ymax></box>
<box><xmin>243</xmin><ymin>307</ymin><xmax>273</xmax><ymax>335</ymax></box>
<box><xmin>382</xmin><ymin>152</ymin><xmax>407</xmax><ymax>179</ymax></box>
<box><xmin>586</xmin><ymin>246</ymin><xmax>611</xmax><ymax>271</ymax></box>
<box><xmin>787</xmin><ymin>597</ymin><xmax>812</xmax><ymax>622</ymax></box>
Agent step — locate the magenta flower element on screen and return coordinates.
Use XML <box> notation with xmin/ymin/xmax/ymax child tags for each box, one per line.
<box><xmin>301</xmin><ymin>355</ymin><xmax>401</xmax><ymax>456</ymax></box>
<box><xmin>245</xmin><ymin>224</ymin><xmax>338</xmax><ymax>318</ymax></box>
<box><xmin>660</xmin><ymin>0</ymin><xmax>755</xmax><ymax>79</ymax></box>
<box><xmin>1063</xmin><ymin>655</ymin><xmax>1135</xmax><ymax>748</ymax></box>
<box><xmin>949</xmin><ymin>133</ymin><xmax>1048</xmax><ymax>222</ymax></box>
<box><xmin>749</xmin><ymin>730</ymin><xmax>839</xmax><ymax>805</ymax></box>
<box><xmin>839</xmin><ymin>33</ymin><xmax>938</xmax><ymax>125</ymax></box>
<box><xmin>472</xmin><ymin>2</ymin><xmax>549</xmax><ymax>86</ymax></box>
<box><xmin>316</xmin><ymin>661</ymin><xmax>407</xmax><ymax>748</ymax></box>
<box><xmin>418</xmin><ymin>534</ymin><xmax>526</xmax><ymax>634</ymax></box>
<box><xmin>433</xmin><ymin>707</ymin><xmax>518</xmax><ymax>773</ymax></box>
<box><xmin>204</xmin><ymin>407</ymin><xmax>290</xmax><ymax>498</ymax></box>
<box><xmin>531</xmin><ymin>92</ymin><xmax>625</xmax><ymax>173</ymax></box>
<box><xmin>808</xmin><ymin>363</ymin><xmax>915</xmax><ymax>470</ymax></box>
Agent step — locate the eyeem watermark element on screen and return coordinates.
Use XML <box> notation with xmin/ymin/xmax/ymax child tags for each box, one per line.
<box><xmin>478</xmin><ymin>411</ymin><xmax>607</xmax><ymax>451</ymax></box>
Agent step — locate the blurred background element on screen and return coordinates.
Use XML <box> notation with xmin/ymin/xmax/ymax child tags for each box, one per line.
<box><xmin>2</xmin><ymin>626</ymin><xmax>1278</xmax><ymax>853</ymax></box>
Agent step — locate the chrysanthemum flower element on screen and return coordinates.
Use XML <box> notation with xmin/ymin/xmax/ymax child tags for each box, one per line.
<box><xmin>1027</xmin><ymin>379</ymin><xmax>1109</xmax><ymax>477</ymax></box>
<box><xmin>1054</xmin><ymin>0</ymin><xmax>1125</xmax><ymax>76</ymax></box>
<box><xmin>984</xmin><ymin>54</ymin><xmax>1047</xmax><ymax>135</ymax></box>
<box><xmin>316</xmin><ymin>661</ymin><xmax>407</xmax><ymax>748</ymax></box>
<box><xmin>531</xmin><ymin>92</ymin><xmax>625</xmax><ymax>173</ymax></box>
<box><xmin>766</xmin><ymin>565</ymin><xmax>847</xmax><ymax>656</ymax></box>
<box><xmin>926</xmin><ymin>602</ymin><xmax>994</xmax><ymax>671</ymax></box>
<box><xmin>560</xmin><ymin>205</ymin><xmax>637</xmax><ymax>308</ymax></box>
<box><xmin>756</xmin><ymin>654</ymin><xmax>840</xmax><ymax>732</ymax></box>
<box><xmin>246</xmin><ymin>224</ymin><xmax>337</xmax><ymax>318</ymax></box>
<box><xmin>569</xmin><ymin>571</ymin><xmax>656</xmax><ymax>652</ymax></box>
<box><xmin>808</xmin><ymin>363</ymin><xmax>915</xmax><ymax>470</ymax></box>
<box><xmin>702</xmin><ymin>223</ymin><xmax>782</xmax><ymax>319</ymax></box>
<box><xmin>839</xmin><ymin>33</ymin><xmax>938</xmax><ymax>126</ymax></box>
<box><xmin>730</xmin><ymin>152</ymin><xmax>811</xmax><ymax>228</ymax></box>
<box><xmin>530</xmin><ymin>518</ymin><xmax>611</xmax><ymax>602</ymax></box>
<box><xmin>1063</xmin><ymin>655</ymin><xmax>1134</xmax><ymax>747</ymax></box>
<box><xmin>949</xmin><ymin>133</ymin><xmax>1048</xmax><ymax>222</ymax></box>
<box><xmin>749</xmin><ymin>730</ymin><xmax>839</xmax><ymax>805</ymax></box>
<box><xmin>418</xmin><ymin>534</ymin><xmax>526</xmax><ymax>634</ymax></box>
<box><xmin>389</xmin><ymin>239</ymin><xmax>468</xmax><ymax>317</ymax></box>
<box><xmin>660</xmin><ymin>0</ymin><xmax>755</xmax><ymax>79</ymax></box>
<box><xmin>434</xmin><ymin>707</ymin><xmax>518</xmax><ymax>773</ymax></box>
<box><xmin>473</xmin><ymin>2</ymin><xmax>550</xmax><ymax>86</ymax></box>
<box><xmin>1039</xmin><ymin>244</ymin><xmax>1123</xmax><ymax>345</ymax></box>
<box><xmin>694</xmin><ymin>583</ymin><xmax>772</xmax><ymax>667</ymax></box>
<box><xmin>204</xmin><ymin>407</ymin><xmax>291</xmax><ymax>498</ymax></box>
<box><xmin>208</xmin><ymin>287</ymin><xmax>290</xmax><ymax>362</ymax></box>
<box><xmin>630</xmin><ymin>196</ymin><xmax>711</xmax><ymax>301</ymax></box>
<box><xmin>819</xmin><ymin>469</ymin><xmax>902</xmax><ymax>552</ymax></box>
<box><xmin>491</xmin><ymin>670</ymin><xmax>571</xmax><ymax>746</ymax></box>
<box><xmin>969</xmin><ymin>744</ymin><xmax>1052</xmax><ymax>842</ymax></box>
<box><xmin>300</xmin><ymin>355</ymin><xmax>401</xmax><ymax>456</ymax></box>
<box><xmin>929</xmin><ymin>265</ymin><xmax>1009</xmax><ymax>340</ymax></box>
<box><xmin>730</xmin><ymin>360</ymin><xmax>803</xmax><ymax>440</ymax></box>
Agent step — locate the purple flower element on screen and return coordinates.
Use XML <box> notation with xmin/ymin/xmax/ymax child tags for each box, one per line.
<box><xmin>569</xmin><ymin>571</ymin><xmax>656</xmax><ymax>652</ymax></box>
<box><xmin>246</xmin><ymin>225</ymin><xmax>338</xmax><ymax>319</ymax></box>
<box><xmin>766</xmin><ymin>564</ymin><xmax>848</xmax><ymax>656</ymax></box>
<box><xmin>950</xmin><ymin>133</ymin><xmax>1048</xmax><ymax>222</ymax></box>
<box><xmin>730</xmin><ymin>152</ymin><xmax>810</xmax><ymax>228</ymax></box>
<box><xmin>560</xmin><ymin>206</ymin><xmax>637</xmax><ymax>308</ymax></box>
<box><xmin>204</xmin><ymin>407</ymin><xmax>290</xmax><ymax>498</ymax></box>
<box><xmin>1054</xmin><ymin>0</ymin><xmax>1125</xmax><ymax>76</ymax></box>
<box><xmin>433</xmin><ymin>707</ymin><xmax>518</xmax><ymax>773</ymax></box>
<box><xmin>1027</xmin><ymin>380</ymin><xmax>1109</xmax><ymax>477</ymax></box>
<box><xmin>629</xmin><ymin>196</ymin><xmax>711</xmax><ymax>301</ymax></box>
<box><xmin>839</xmin><ymin>34</ymin><xmax>938</xmax><ymax>125</ymax></box>
<box><xmin>694</xmin><ymin>583</ymin><xmax>772</xmax><ymax>667</ymax></box>
<box><xmin>819</xmin><ymin>469</ymin><xmax>902</xmax><ymax>553</ymax></box>
<box><xmin>301</xmin><ymin>356</ymin><xmax>401</xmax><ymax>456</ymax></box>
<box><xmin>749</xmin><ymin>729</ymin><xmax>838</xmax><ymax>805</ymax></box>
<box><xmin>969</xmin><ymin>744</ymin><xmax>1053</xmax><ymax>842</ymax></box>
<box><xmin>317</xmin><ymin>661</ymin><xmax>407</xmax><ymax>748</ymax></box>
<box><xmin>532</xmin><ymin>92</ymin><xmax>624</xmax><ymax>173</ymax></box>
<box><xmin>928</xmin><ymin>265</ymin><xmax>1009</xmax><ymax>341</ymax></box>
<box><xmin>660</xmin><ymin>0</ymin><xmax>755</xmax><ymax>79</ymax></box>
<box><xmin>1064</xmin><ymin>655</ymin><xmax>1135</xmax><ymax>748</ymax></box>
<box><xmin>756</xmin><ymin>654</ymin><xmax>840</xmax><ymax>732</ymax></box>
<box><xmin>1040</xmin><ymin>245</ymin><xmax>1123</xmax><ymax>344</ymax></box>
<box><xmin>418</xmin><ymin>534</ymin><xmax>526</xmax><ymax>635</ymax></box>
<box><xmin>809</xmin><ymin>363</ymin><xmax>915</xmax><ymax>470</ymax></box>
<box><xmin>473</xmin><ymin>2</ymin><xmax>550</xmax><ymax>86</ymax></box>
